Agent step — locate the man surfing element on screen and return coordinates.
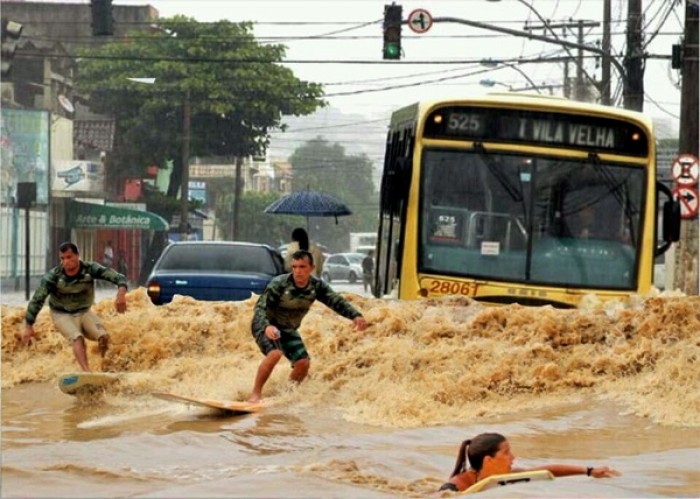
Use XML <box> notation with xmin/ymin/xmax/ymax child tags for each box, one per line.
<box><xmin>249</xmin><ymin>249</ymin><xmax>367</xmax><ymax>402</ymax></box>
<box><xmin>23</xmin><ymin>241</ymin><xmax>128</xmax><ymax>372</ymax></box>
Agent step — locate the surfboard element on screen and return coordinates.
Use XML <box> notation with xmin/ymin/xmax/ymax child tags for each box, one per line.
<box><xmin>152</xmin><ymin>391</ymin><xmax>263</xmax><ymax>414</ymax></box>
<box><xmin>462</xmin><ymin>470</ymin><xmax>555</xmax><ymax>494</ymax></box>
<box><xmin>58</xmin><ymin>372</ymin><xmax>122</xmax><ymax>395</ymax></box>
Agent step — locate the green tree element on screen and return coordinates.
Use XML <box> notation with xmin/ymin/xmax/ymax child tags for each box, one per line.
<box><xmin>75</xmin><ymin>15</ymin><xmax>324</xmax><ymax>207</ymax></box>
<box><xmin>288</xmin><ymin>138</ymin><xmax>378</xmax><ymax>252</ymax></box>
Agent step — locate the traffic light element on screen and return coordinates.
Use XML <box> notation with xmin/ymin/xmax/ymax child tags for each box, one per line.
<box><xmin>383</xmin><ymin>4</ymin><xmax>402</xmax><ymax>60</ymax></box>
<box><xmin>1</xmin><ymin>18</ymin><xmax>23</xmax><ymax>77</ymax></box>
<box><xmin>671</xmin><ymin>44</ymin><xmax>682</xmax><ymax>70</ymax></box>
<box><xmin>91</xmin><ymin>0</ymin><xmax>114</xmax><ymax>36</ymax></box>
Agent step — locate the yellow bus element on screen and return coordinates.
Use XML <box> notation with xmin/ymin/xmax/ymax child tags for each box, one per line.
<box><xmin>375</xmin><ymin>94</ymin><xmax>680</xmax><ymax>307</ymax></box>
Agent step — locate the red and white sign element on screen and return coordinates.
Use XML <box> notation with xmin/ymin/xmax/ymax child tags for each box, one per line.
<box><xmin>407</xmin><ymin>8</ymin><xmax>433</xmax><ymax>33</ymax></box>
<box><xmin>673</xmin><ymin>186</ymin><xmax>699</xmax><ymax>219</ymax></box>
<box><xmin>671</xmin><ymin>153</ymin><xmax>699</xmax><ymax>186</ymax></box>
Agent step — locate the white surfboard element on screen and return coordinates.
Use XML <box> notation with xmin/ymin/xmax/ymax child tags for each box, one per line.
<box><xmin>152</xmin><ymin>391</ymin><xmax>263</xmax><ymax>414</ymax></box>
<box><xmin>463</xmin><ymin>470</ymin><xmax>555</xmax><ymax>494</ymax></box>
<box><xmin>58</xmin><ymin>372</ymin><xmax>122</xmax><ymax>395</ymax></box>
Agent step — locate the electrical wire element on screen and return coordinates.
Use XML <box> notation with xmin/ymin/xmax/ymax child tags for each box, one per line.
<box><xmin>16</xmin><ymin>50</ymin><xmax>601</xmax><ymax>65</ymax></box>
<box><xmin>305</xmin><ymin>18</ymin><xmax>381</xmax><ymax>38</ymax></box>
<box><xmin>644</xmin><ymin>93</ymin><xmax>680</xmax><ymax>120</ymax></box>
<box><xmin>644</xmin><ymin>1</ymin><xmax>679</xmax><ymax>49</ymax></box>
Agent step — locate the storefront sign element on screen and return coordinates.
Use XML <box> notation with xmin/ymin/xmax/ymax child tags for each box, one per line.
<box><xmin>69</xmin><ymin>201</ymin><xmax>168</xmax><ymax>230</ymax></box>
<box><xmin>53</xmin><ymin>160</ymin><xmax>105</xmax><ymax>193</ymax></box>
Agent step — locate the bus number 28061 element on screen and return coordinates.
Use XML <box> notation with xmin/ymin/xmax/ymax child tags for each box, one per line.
<box><xmin>427</xmin><ymin>279</ymin><xmax>478</xmax><ymax>296</ymax></box>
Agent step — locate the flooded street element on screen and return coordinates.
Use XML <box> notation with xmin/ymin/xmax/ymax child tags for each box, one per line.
<box><xmin>2</xmin><ymin>288</ymin><xmax>699</xmax><ymax>497</ymax></box>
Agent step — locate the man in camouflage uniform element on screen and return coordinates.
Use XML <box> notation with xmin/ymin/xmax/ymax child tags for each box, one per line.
<box><xmin>249</xmin><ymin>249</ymin><xmax>367</xmax><ymax>402</ymax></box>
<box><xmin>23</xmin><ymin>242</ymin><xmax>128</xmax><ymax>372</ymax></box>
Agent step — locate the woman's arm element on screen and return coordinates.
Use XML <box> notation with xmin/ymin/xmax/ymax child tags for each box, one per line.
<box><xmin>514</xmin><ymin>464</ymin><xmax>620</xmax><ymax>478</ymax></box>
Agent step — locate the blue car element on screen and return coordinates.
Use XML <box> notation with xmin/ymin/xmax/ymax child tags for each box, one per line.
<box><xmin>146</xmin><ymin>241</ymin><xmax>285</xmax><ymax>305</ymax></box>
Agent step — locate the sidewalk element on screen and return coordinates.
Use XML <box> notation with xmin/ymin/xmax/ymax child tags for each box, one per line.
<box><xmin>1</xmin><ymin>287</ymin><xmax>118</xmax><ymax>307</ymax></box>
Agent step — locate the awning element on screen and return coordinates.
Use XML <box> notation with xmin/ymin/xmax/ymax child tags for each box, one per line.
<box><xmin>69</xmin><ymin>201</ymin><xmax>168</xmax><ymax>231</ymax></box>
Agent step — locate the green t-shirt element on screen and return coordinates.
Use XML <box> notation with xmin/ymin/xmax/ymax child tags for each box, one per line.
<box><xmin>252</xmin><ymin>274</ymin><xmax>361</xmax><ymax>332</ymax></box>
<box><xmin>25</xmin><ymin>261</ymin><xmax>127</xmax><ymax>324</ymax></box>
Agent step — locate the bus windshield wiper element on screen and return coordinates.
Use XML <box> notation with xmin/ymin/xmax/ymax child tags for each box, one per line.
<box><xmin>587</xmin><ymin>152</ymin><xmax>640</xmax><ymax>244</ymax></box>
<box><xmin>473</xmin><ymin>142</ymin><xmax>523</xmax><ymax>202</ymax></box>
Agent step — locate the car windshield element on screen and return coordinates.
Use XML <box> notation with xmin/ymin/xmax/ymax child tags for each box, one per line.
<box><xmin>158</xmin><ymin>244</ymin><xmax>278</xmax><ymax>275</ymax></box>
<box><xmin>419</xmin><ymin>148</ymin><xmax>645</xmax><ymax>290</ymax></box>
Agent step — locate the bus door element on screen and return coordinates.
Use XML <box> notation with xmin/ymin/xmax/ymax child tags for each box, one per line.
<box><xmin>376</xmin><ymin>125</ymin><xmax>414</xmax><ymax>297</ymax></box>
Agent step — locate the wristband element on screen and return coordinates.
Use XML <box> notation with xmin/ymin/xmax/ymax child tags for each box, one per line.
<box><xmin>586</xmin><ymin>467</ymin><xmax>593</xmax><ymax>476</ymax></box>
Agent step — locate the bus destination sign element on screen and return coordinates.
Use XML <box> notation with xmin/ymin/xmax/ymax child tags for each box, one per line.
<box><xmin>423</xmin><ymin>106</ymin><xmax>649</xmax><ymax>157</ymax></box>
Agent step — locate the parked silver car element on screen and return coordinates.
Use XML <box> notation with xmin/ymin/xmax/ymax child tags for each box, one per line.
<box><xmin>322</xmin><ymin>253</ymin><xmax>365</xmax><ymax>283</ymax></box>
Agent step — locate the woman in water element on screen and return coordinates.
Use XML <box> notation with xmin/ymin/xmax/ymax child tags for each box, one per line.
<box><xmin>439</xmin><ymin>432</ymin><xmax>621</xmax><ymax>492</ymax></box>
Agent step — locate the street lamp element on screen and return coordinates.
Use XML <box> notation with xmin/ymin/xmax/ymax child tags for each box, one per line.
<box><xmin>479</xmin><ymin>78</ymin><xmax>510</xmax><ymax>90</ymax></box>
<box><xmin>480</xmin><ymin>59</ymin><xmax>542</xmax><ymax>94</ymax></box>
<box><xmin>479</xmin><ymin>78</ymin><xmax>560</xmax><ymax>95</ymax></box>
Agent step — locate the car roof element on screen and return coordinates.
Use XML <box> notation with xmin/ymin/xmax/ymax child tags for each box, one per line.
<box><xmin>168</xmin><ymin>241</ymin><xmax>273</xmax><ymax>249</ymax></box>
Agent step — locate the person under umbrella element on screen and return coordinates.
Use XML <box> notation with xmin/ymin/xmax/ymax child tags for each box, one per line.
<box><xmin>284</xmin><ymin>227</ymin><xmax>325</xmax><ymax>278</ymax></box>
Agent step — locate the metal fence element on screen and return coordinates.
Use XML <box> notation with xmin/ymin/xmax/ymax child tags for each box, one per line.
<box><xmin>0</xmin><ymin>207</ymin><xmax>49</xmax><ymax>278</ymax></box>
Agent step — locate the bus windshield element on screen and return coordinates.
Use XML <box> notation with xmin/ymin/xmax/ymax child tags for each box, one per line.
<box><xmin>419</xmin><ymin>148</ymin><xmax>645</xmax><ymax>289</ymax></box>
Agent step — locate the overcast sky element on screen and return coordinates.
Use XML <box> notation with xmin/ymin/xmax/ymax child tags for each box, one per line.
<box><xmin>111</xmin><ymin>1</ymin><xmax>684</xmax><ymax>126</ymax></box>
<box><xmin>93</xmin><ymin>0</ymin><xmax>683</xmax><ymax>139</ymax></box>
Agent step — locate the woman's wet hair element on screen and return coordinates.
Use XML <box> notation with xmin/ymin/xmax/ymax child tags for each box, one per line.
<box><xmin>449</xmin><ymin>433</ymin><xmax>506</xmax><ymax>477</ymax></box>
<box><xmin>291</xmin><ymin>227</ymin><xmax>310</xmax><ymax>251</ymax></box>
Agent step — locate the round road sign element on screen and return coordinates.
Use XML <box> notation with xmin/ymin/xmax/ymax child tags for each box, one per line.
<box><xmin>673</xmin><ymin>186</ymin><xmax>699</xmax><ymax>219</ymax></box>
<box><xmin>671</xmin><ymin>153</ymin><xmax>699</xmax><ymax>186</ymax></box>
<box><xmin>407</xmin><ymin>8</ymin><xmax>433</xmax><ymax>34</ymax></box>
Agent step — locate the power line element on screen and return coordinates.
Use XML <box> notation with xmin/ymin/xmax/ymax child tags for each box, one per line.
<box><xmin>21</xmin><ymin>30</ymin><xmax>683</xmax><ymax>45</ymax></box>
<box><xmin>275</xmin><ymin>117</ymin><xmax>387</xmax><ymax>133</ymax></box>
<box><xmin>17</xmin><ymin>50</ymin><xmax>604</xmax><ymax>65</ymax></box>
<box><xmin>24</xmin><ymin>16</ymin><xmax>617</xmax><ymax>27</ymax></box>
<box><xmin>644</xmin><ymin>94</ymin><xmax>680</xmax><ymax>120</ymax></box>
<box><xmin>644</xmin><ymin>0</ymin><xmax>681</xmax><ymax>49</ymax></box>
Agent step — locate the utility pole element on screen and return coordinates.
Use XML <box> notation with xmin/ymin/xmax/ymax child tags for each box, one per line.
<box><xmin>575</xmin><ymin>20</ymin><xmax>586</xmax><ymax>100</ymax></box>
<box><xmin>673</xmin><ymin>0</ymin><xmax>699</xmax><ymax>294</ymax></box>
<box><xmin>523</xmin><ymin>19</ymin><xmax>599</xmax><ymax>102</ymax></box>
<box><xmin>563</xmin><ymin>60</ymin><xmax>571</xmax><ymax>98</ymax></box>
<box><xmin>601</xmin><ymin>0</ymin><xmax>612</xmax><ymax>105</ymax></box>
<box><xmin>233</xmin><ymin>156</ymin><xmax>243</xmax><ymax>241</ymax></box>
<box><xmin>179</xmin><ymin>90</ymin><xmax>191</xmax><ymax>241</ymax></box>
<box><xmin>624</xmin><ymin>0</ymin><xmax>644</xmax><ymax>111</ymax></box>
